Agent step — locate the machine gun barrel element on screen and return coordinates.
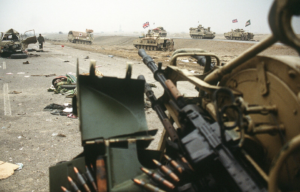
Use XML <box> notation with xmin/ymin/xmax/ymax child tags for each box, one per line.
<box><xmin>138</xmin><ymin>75</ymin><xmax>179</xmax><ymax>142</ymax></box>
<box><xmin>138</xmin><ymin>49</ymin><xmax>186</xmax><ymax>108</ymax></box>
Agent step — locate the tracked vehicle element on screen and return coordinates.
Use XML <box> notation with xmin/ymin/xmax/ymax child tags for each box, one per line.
<box><xmin>224</xmin><ymin>28</ymin><xmax>254</xmax><ymax>40</ymax></box>
<box><xmin>68</xmin><ymin>29</ymin><xmax>94</xmax><ymax>44</ymax></box>
<box><xmin>133</xmin><ymin>31</ymin><xmax>174</xmax><ymax>51</ymax></box>
<box><xmin>189</xmin><ymin>24</ymin><xmax>215</xmax><ymax>39</ymax></box>
<box><xmin>152</xmin><ymin>26</ymin><xmax>167</xmax><ymax>37</ymax></box>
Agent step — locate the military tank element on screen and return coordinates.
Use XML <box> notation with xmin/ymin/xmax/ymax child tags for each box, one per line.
<box><xmin>189</xmin><ymin>25</ymin><xmax>215</xmax><ymax>39</ymax></box>
<box><xmin>133</xmin><ymin>30</ymin><xmax>174</xmax><ymax>51</ymax></box>
<box><xmin>224</xmin><ymin>28</ymin><xmax>254</xmax><ymax>40</ymax></box>
<box><xmin>152</xmin><ymin>26</ymin><xmax>167</xmax><ymax>37</ymax></box>
<box><xmin>68</xmin><ymin>29</ymin><xmax>94</xmax><ymax>44</ymax></box>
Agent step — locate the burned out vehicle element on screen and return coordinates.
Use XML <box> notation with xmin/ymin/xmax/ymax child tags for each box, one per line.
<box><xmin>189</xmin><ymin>24</ymin><xmax>215</xmax><ymax>39</ymax></box>
<box><xmin>152</xmin><ymin>26</ymin><xmax>167</xmax><ymax>37</ymax></box>
<box><xmin>224</xmin><ymin>28</ymin><xmax>255</xmax><ymax>40</ymax></box>
<box><xmin>0</xmin><ymin>28</ymin><xmax>37</xmax><ymax>58</ymax></box>
<box><xmin>50</xmin><ymin>0</ymin><xmax>300</xmax><ymax>192</ymax></box>
<box><xmin>68</xmin><ymin>29</ymin><xmax>94</xmax><ymax>44</ymax></box>
<box><xmin>133</xmin><ymin>30</ymin><xmax>174</xmax><ymax>51</ymax></box>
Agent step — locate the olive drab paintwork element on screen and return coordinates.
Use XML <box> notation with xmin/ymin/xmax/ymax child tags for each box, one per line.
<box><xmin>189</xmin><ymin>25</ymin><xmax>215</xmax><ymax>39</ymax></box>
<box><xmin>224</xmin><ymin>28</ymin><xmax>255</xmax><ymax>41</ymax></box>
<box><xmin>68</xmin><ymin>29</ymin><xmax>94</xmax><ymax>44</ymax></box>
<box><xmin>133</xmin><ymin>30</ymin><xmax>174</xmax><ymax>51</ymax></box>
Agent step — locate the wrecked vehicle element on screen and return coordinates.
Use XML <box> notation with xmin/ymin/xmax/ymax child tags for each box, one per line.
<box><xmin>0</xmin><ymin>28</ymin><xmax>37</xmax><ymax>58</ymax></box>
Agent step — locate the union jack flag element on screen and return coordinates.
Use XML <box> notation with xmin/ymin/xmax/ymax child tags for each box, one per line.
<box><xmin>143</xmin><ymin>22</ymin><xmax>150</xmax><ymax>29</ymax></box>
<box><xmin>232</xmin><ymin>19</ymin><xmax>238</xmax><ymax>23</ymax></box>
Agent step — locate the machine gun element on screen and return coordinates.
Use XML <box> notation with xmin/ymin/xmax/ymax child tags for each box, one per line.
<box><xmin>138</xmin><ymin>49</ymin><xmax>267</xmax><ymax>192</ymax></box>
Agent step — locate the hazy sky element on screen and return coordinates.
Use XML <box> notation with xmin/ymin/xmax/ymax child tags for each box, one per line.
<box><xmin>0</xmin><ymin>0</ymin><xmax>299</xmax><ymax>34</ymax></box>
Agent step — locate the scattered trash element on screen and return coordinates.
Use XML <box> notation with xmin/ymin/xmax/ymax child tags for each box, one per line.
<box><xmin>19</xmin><ymin>147</ymin><xmax>23</xmax><ymax>150</ymax></box>
<box><xmin>18</xmin><ymin>136</ymin><xmax>22</xmax><ymax>139</ymax></box>
<box><xmin>15</xmin><ymin>163</ymin><xmax>23</xmax><ymax>171</ymax></box>
<box><xmin>24</xmin><ymin>76</ymin><xmax>30</xmax><ymax>78</ymax></box>
<box><xmin>45</xmin><ymin>74</ymin><xmax>56</xmax><ymax>77</ymax></box>
<box><xmin>23</xmin><ymin>61</ymin><xmax>30</xmax><ymax>64</ymax></box>
<box><xmin>17</xmin><ymin>112</ymin><xmax>26</xmax><ymax>115</ymax></box>
<box><xmin>47</xmin><ymin>85</ymin><xmax>55</xmax><ymax>92</ymax></box>
<box><xmin>108</xmin><ymin>55</ymin><xmax>114</xmax><ymax>58</ymax></box>
<box><xmin>17</xmin><ymin>72</ymin><xmax>25</xmax><ymax>74</ymax></box>
<box><xmin>9</xmin><ymin>91</ymin><xmax>22</xmax><ymax>94</ymax></box>
<box><xmin>44</xmin><ymin>103</ymin><xmax>65</xmax><ymax>111</ymax></box>
<box><xmin>84</xmin><ymin>56</ymin><xmax>89</xmax><ymax>59</ymax></box>
<box><xmin>52</xmin><ymin>133</ymin><xmax>58</xmax><ymax>137</ymax></box>
<box><xmin>31</xmin><ymin>74</ymin><xmax>56</xmax><ymax>77</ymax></box>
<box><xmin>28</xmin><ymin>54</ymin><xmax>40</xmax><ymax>57</ymax></box>
<box><xmin>2</xmin><ymin>127</ymin><xmax>6</xmax><ymax>129</ymax></box>
<box><xmin>63</xmin><ymin>107</ymin><xmax>72</xmax><ymax>113</ymax></box>
<box><xmin>181</xmin><ymin>59</ymin><xmax>189</xmax><ymax>63</ymax></box>
<box><xmin>6</xmin><ymin>73</ymin><xmax>13</xmax><ymax>75</ymax></box>
<box><xmin>190</xmin><ymin>70</ymin><xmax>195</xmax><ymax>73</ymax></box>
<box><xmin>64</xmin><ymin>60</ymin><xmax>69</xmax><ymax>62</ymax></box>
<box><xmin>46</xmin><ymin>119</ymin><xmax>52</xmax><ymax>122</ymax></box>
<box><xmin>0</xmin><ymin>161</ymin><xmax>19</xmax><ymax>179</ymax></box>
<box><xmin>57</xmin><ymin>133</ymin><xmax>66</xmax><ymax>137</ymax></box>
<box><xmin>67</xmin><ymin>113</ymin><xmax>77</xmax><ymax>119</ymax></box>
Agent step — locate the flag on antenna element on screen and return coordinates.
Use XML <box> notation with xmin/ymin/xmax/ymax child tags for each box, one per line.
<box><xmin>245</xmin><ymin>20</ymin><xmax>251</xmax><ymax>27</ymax></box>
<box><xmin>143</xmin><ymin>22</ymin><xmax>150</xmax><ymax>29</ymax></box>
<box><xmin>232</xmin><ymin>19</ymin><xmax>238</xmax><ymax>23</ymax></box>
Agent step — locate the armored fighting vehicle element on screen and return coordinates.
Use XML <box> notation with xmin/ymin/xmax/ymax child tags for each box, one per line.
<box><xmin>189</xmin><ymin>25</ymin><xmax>215</xmax><ymax>39</ymax></box>
<box><xmin>133</xmin><ymin>30</ymin><xmax>174</xmax><ymax>51</ymax></box>
<box><xmin>68</xmin><ymin>29</ymin><xmax>94</xmax><ymax>44</ymax></box>
<box><xmin>224</xmin><ymin>28</ymin><xmax>254</xmax><ymax>40</ymax></box>
<box><xmin>0</xmin><ymin>28</ymin><xmax>37</xmax><ymax>58</ymax></box>
<box><xmin>152</xmin><ymin>26</ymin><xmax>167</xmax><ymax>37</ymax></box>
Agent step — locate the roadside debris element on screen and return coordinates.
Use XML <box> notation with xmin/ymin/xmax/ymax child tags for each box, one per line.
<box><xmin>57</xmin><ymin>133</ymin><xmax>66</xmax><ymax>137</ymax></box>
<box><xmin>28</xmin><ymin>54</ymin><xmax>40</xmax><ymax>57</ymax></box>
<box><xmin>15</xmin><ymin>163</ymin><xmax>23</xmax><ymax>171</ymax></box>
<box><xmin>0</xmin><ymin>161</ymin><xmax>20</xmax><ymax>179</ymax></box>
<box><xmin>44</xmin><ymin>103</ymin><xmax>65</xmax><ymax>111</ymax></box>
<box><xmin>31</xmin><ymin>74</ymin><xmax>56</xmax><ymax>77</ymax></box>
<box><xmin>108</xmin><ymin>55</ymin><xmax>114</xmax><ymax>58</ymax></box>
<box><xmin>17</xmin><ymin>72</ymin><xmax>25</xmax><ymax>74</ymax></box>
<box><xmin>84</xmin><ymin>56</ymin><xmax>89</xmax><ymax>59</ymax></box>
<box><xmin>45</xmin><ymin>74</ymin><xmax>56</xmax><ymax>77</ymax></box>
<box><xmin>67</xmin><ymin>113</ymin><xmax>77</xmax><ymax>119</ymax></box>
<box><xmin>64</xmin><ymin>60</ymin><xmax>69</xmax><ymax>62</ymax></box>
<box><xmin>9</xmin><ymin>91</ymin><xmax>22</xmax><ymax>94</ymax></box>
<box><xmin>23</xmin><ymin>61</ymin><xmax>30</xmax><ymax>64</ymax></box>
<box><xmin>50</xmin><ymin>74</ymin><xmax>76</xmax><ymax>95</ymax></box>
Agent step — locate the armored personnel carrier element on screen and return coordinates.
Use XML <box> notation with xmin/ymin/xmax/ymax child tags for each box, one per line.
<box><xmin>189</xmin><ymin>25</ymin><xmax>215</xmax><ymax>39</ymax></box>
<box><xmin>152</xmin><ymin>26</ymin><xmax>167</xmax><ymax>37</ymax></box>
<box><xmin>224</xmin><ymin>28</ymin><xmax>254</xmax><ymax>40</ymax></box>
<box><xmin>68</xmin><ymin>29</ymin><xmax>94</xmax><ymax>44</ymax></box>
<box><xmin>133</xmin><ymin>30</ymin><xmax>174</xmax><ymax>51</ymax></box>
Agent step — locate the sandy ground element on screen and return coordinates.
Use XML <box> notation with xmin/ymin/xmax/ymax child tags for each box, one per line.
<box><xmin>0</xmin><ymin>34</ymin><xmax>299</xmax><ymax>191</ymax></box>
